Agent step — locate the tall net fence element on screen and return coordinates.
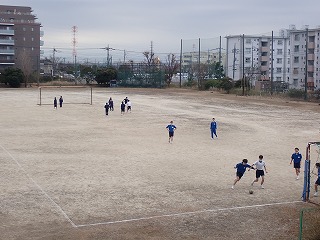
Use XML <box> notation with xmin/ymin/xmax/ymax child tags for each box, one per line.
<box><xmin>181</xmin><ymin>37</ymin><xmax>226</xmax><ymax>88</ymax></box>
<box><xmin>299</xmin><ymin>207</ymin><xmax>320</xmax><ymax>240</ymax></box>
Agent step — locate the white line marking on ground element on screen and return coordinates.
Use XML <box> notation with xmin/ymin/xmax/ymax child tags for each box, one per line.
<box><xmin>0</xmin><ymin>144</ymin><xmax>77</xmax><ymax>228</ymax></box>
<box><xmin>76</xmin><ymin>200</ymin><xmax>302</xmax><ymax>228</ymax></box>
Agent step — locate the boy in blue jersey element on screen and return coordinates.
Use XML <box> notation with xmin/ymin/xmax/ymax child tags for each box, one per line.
<box><xmin>290</xmin><ymin>147</ymin><xmax>302</xmax><ymax>180</ymax></box>
<box><xmin>210</xmin><ymin>118</ymin><xmax>217</xmax><ymax>139</ymax></box>
<box><xmin>232</xmin><ymin>159</ymin><xmax>252</xmax><ymax>189</ymax></box>
<box><xmin>166</xmin><ymin>121</ymin><xmax>177</xmax><ymax>143</ymax></box>
<box><xmin>314</xmin><ymin>163</ymin><xmax>320</xmax><ymax>197</ymax></box>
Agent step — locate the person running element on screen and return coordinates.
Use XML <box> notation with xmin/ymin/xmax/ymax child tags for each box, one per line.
<box><xmin>314</xmin><ymin>163</ymin><xmax>320</xmax><ymax>197</ymax></box>
<box><xmin>290</xmin><ymin>147</ymin><xmax>302</xmax><ymax>180</ymax></box>
<box><xmin>232</xmin><ymin>159</ymin><xmax>252</xmax><ymax>189</ymax></box>
<box><xmin>251</xmin><ymin>155</ymin><xmax>268</xmax><ymax>189</ymax></box>
<box><xmin>104</xmin><ymin>102</ymin><xmax>109</xmax><ymax>116</ymax></box>
<box><xmin>166</xmin><ymin>121</ymin><xmax>177</xmax><ymax>143</ymax></box>
<box><xmin>127</xmin><ymin>100</ymin><xmax>132</xmax><ymax>112</ymax></box>
<box><xmin>120</xmin><ymin>101</ymin><xmax>126</xmax><ymax>115</ymax></box>
<box><xmin>210</xmin><ymin>118</ymin><xmax>218</xmax><ymax>139</ymax></box>
<box><xmin>123</xmin><ymin>97</ymin><xmax>129</xmax><ymax>104</ymax></box>
<box><xmin>53</xmin><ymin>97</ymin><xmax>57</xmax><ymax>109</ymax></box>
<box><xmin>108</xmin><ymin>97</ymin><xmax>114</xmax><ymax>111</ymax></box>
<box><xmin>59</xmin><ymin>96</ymin><xmax>63</xmax><ymax>107</ymax></box>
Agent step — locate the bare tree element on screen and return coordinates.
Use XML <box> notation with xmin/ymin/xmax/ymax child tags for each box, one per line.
<box><xmin>16</xmin><ymin>49</ymin><xmax>33</xmax><ymax>87</ymax></box>
<box><xmin>164</xmin><ymin>53</ymin><xmax>179</xmax><ymax>86</ymax></box>
<box><xmin>143</xmin><ymin>51</ymin><xmax>155</xmax><ymax>67</ymax></box>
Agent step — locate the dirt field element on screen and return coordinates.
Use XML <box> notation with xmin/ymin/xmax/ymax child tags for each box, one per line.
<box><xmin>0</xmin><ymin>87</ymin><xmax>320</xmax><ymax>240</ymax></box>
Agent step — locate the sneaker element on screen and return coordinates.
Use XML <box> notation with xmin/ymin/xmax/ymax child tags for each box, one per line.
<box><xmin>296</xmin><ymin>176</ymin><xmax>299</xmax><ymax>180</ymax></box>
<box><xmin>261</xmin><ymin>185</ymin><xmax>265</xmax><ymax>189</ymax></box>
<box><xmin>314</xmin><ymin>192</ymin><xmax>319</xmax><ymax>197</ymax></box>
<box><xmin>231</xmin><ymin>185</ymin><xmax>234</xmax><ymax>189</ymax></box>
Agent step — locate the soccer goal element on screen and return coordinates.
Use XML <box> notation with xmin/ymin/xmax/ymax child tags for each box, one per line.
<box><xmin>37</xmin><ymin>86</ymin><xmax>93</xmax><ymax>106</ymax></box>
<box><xmin>302</xmin><ymin>142</ymin><xmax>320</xmax><ymax>202</ymax></box>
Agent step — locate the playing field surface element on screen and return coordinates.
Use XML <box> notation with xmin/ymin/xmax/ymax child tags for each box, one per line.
<box><xmin>0</xmin><ymin>87</ymin><xmax>319</xmax><ymax>240</ymax></box>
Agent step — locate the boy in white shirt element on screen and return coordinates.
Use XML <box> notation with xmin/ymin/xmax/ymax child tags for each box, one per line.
<box><xmin>251</xmin><ymin>155</ymin><xmax>268</xmax><ymax>189</ymax></box>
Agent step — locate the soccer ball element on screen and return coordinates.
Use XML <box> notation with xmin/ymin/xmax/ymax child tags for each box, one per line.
<box><xmin>249</xmin><ymin>190</ymin><xmax>254</xmax><ymax>194</ymax></box>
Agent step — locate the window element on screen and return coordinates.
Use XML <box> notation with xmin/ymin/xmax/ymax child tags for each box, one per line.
<box><xmin>31</xmin><ymin>28</ymin><xmax>34</xmax><ymax>31</ymax></box>
<box><xmin>245</xmin><ymin>48</ymin><xmax>251</xmax><ymax>54</ymax></box>
<box><xmin>293</xmin><ymin>68</ymin><xmax>299</xmax><ymax>74</ymax></box>
<box><xmin>276</xmin><ymin>67</ymin><xmax>282</xmax><ymax>73</ymax></box>
<box><xmin>246</xmin><ymin>39</ymin><xmax>251</xmax><ymax>44</ymax></box>
<box><xmin>277</xmin><ymin>40</ymin><xmax>283</xmax><ymax>45</ymax></box>
<box><xmin>245</xmin><ymin>57</ymin><xmax>251</xmax><ymax>63</ymax></box>
<box><xmin>261</xmin><ymin>42</ymin><xmax>268</xmax><ymax>47</ymax></box>
<box><xmin>277</xmin><ymin>49</ymin><xmax>283</xmax><ymax>55</ymax></box>
<box><xmin>294</xmin><ymin>45</ymin><xmax>299</xmax><ymax>52</ymax></box>
<box><xmin>261</xmin><ymin>52</ymin><xmax>268</xmax><ymax>56</ymax></box>
<box><xmin>294</xmin><ymin>34</ymin><xmax>300</xmax><ymax>41</ymax></box>
<box><xmin>276</xmin><ymin>77</ymin><xmax>282</xmax><ymax>81</ymax></box>
<box><xmin>23</xmin><ymin>27</ymin><xmax>26</xmax><ymax>31</ymax></box>
<box><xmin>293</xmin><ymin>79</ymin><xmax>298</xmax><ymax>86</ymax></box>
<box><xmin>294</xmin><ymin>57</ymin><xmax>299</xmax><ymax>63</ymax></box>
<box><xmin>23</xmin><ymin>37</ymin><xmax>25</xmax><ymax>41</ymax></box>
<box><xmin>276</xmin><ymin>58</ymin><xmax>282</xmax><ymax>64</ymax></box>
<box><xmin>31</xmin><ymin>37</ymin><xmax>34</xmax><ymax>41</ymax></box>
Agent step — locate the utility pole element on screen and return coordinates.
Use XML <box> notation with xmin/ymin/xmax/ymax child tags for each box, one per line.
<box><xmin>242</xmin><ymin>34</ymin><xmax>245</xmax><ymax>96</ymax></box>
<box><xmin>305</xmin><ymin>28</ymin><xmax>309</xmax><ymax>100</ymax></box>
<box><xmin>271</xmin><ymin>31</ymin><xmax>274</xmax><ymax>95</ymax></box>
<box><xmin>219</xmin><ymin>36</ymin><xmax>222</xmax><ymax>64</ymax></box>
<box><xmin>232</xmin><ymin>44</ymin><xmax>237</xmax><ymax>80</ymax></box>
<box><xmin>123</xmin><ymin>50</ymin><xmax>126</xmax><ymax>63</ymax></box>
<box><xmin>180</xmin><ymin>39</ymin><xmax>182</xmax><ymax>88</ymax></box>
<box><xmin>107</xmin><ymin>44</ymin><xmax>110</xmax><ymax>66</ymax></box>
<box><xmin>198</xmin><ymin>38</ymin><xmax>201</xmax><ymax>89</ymax></box>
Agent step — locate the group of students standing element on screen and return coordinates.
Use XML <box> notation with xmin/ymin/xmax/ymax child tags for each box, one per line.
<box><xmin>53</xmin><ymin>96</ymin><xmax>63</xmax><ymax>109</ymax></box>
<box><xmin>104</xmin><ymin>97</ymin><xmax>132</xmax><ymax>116</ymax></box>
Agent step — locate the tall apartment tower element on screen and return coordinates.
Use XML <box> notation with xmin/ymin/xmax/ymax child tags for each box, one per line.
<box><xmin>225</xmin><ymin>33</ymin><xmax>290</xmax><ymax>87</ymax></box>
<box><xmin>289</xmin><ymin>26</ymin><xmax>320</xmax><ymax>90</ymax></box>
<box><xmin>0</xmin><ymin>5</ymin><xmax>43</xmax><ymax>73</ymax></box>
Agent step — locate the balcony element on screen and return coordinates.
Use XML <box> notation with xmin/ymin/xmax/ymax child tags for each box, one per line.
<box><xmin>0</xmin><ymin>39</ymin><xmax>14</xmax><ymax>45</ymax></box>
<box><xmin>261</xmin><ymin>46</ymin><xmax>269</xmax><ymax>52</ymax></box>
<box><xmin>307</xmin><ymin>54</ymin><xmax>315</xmax><ymax>60</ymax></box>
<box><xmin>307</xmin><ymin>77</ymin><xmax>314</xmax><ymax>82</ymax></box>
<box><xmin>260</xmin><ymin>66</ymin><xmax>269</xmax><ymax>71</ymax></box>
<box><xmin>40</xmin><ymin>40</ymin><xmax>44</xmax><ymax>46</ymax></box>
<box><xmin>261</xmin><ymin>56</ymin><xmax>269</xmax><ymax>61</ymax></box>
<box><xmin>307</xmin><ymin>66</ymin><xmax>314</xmax><ymax>72</ymax></box>
<box><xmin>308</xmin><ymin>42</ymin><xmax>315</xmax><ymax>49</ymax></box>
<box><xmin>40</xmin><ymin>31</ymin><xmax>44</xmax><ymax>37</ymax></box>
<box><xmin>0</xmin><ymin>49</ymin><xmax>14</xmax><ymax>54</ymax></box>
<box><xmin>0</xmin><ymin>29</ymin><xmax>14</xmax><ymax>35</ymax></box>
<box><xmin>0</xmin><ymin>59</ymin><xmax>14</xmax><ymax>64</ymax></box>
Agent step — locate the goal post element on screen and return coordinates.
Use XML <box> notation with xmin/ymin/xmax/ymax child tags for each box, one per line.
<box><xmin>38</xmin><ymin>86</ymin><xmax>93</xmax><ymax>106</ymax></box>
<box><xmin>302</xmin><ymin>142</ymin><xmax>320</xmax><ymax>202</ymax></box>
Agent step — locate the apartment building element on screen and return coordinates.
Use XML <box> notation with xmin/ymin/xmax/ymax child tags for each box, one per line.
<box><xmin>225</xmin><ymin>33</ymin><xmax>290</xmax><ymax>87</ymax></box>
<box><xmin>289</xmin><ymin>26</ymin><xmax>320</xmax><ymax>90</ymax></box>
<box><xmin>0</xmin><ymin>5</ymin><xmax>43</xmax><ymax>73</ymax></box>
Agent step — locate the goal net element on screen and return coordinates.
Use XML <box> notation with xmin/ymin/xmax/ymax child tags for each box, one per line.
<box><xmin>37</xmin><ymin>86</ymin><xmax>92</xmax><ymax>106</ymax></box>
<box><xmin>302</xmin><ymin>142</ymin><xmax>320</xmax><ymax>202</ymax></box>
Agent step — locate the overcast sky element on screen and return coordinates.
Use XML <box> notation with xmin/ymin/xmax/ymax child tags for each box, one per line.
<box><xmin>2</xmin><ymin>0</ymin><xmax>320</xmax><ymax>63</ymax></box>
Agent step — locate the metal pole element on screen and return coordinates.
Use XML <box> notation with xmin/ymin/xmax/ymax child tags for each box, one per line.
<box><xmin>39</xmin><ymin>87</ymin><xmax>41</xmax><ymax>106</ymax></box>
<box><xmin>271</xmin><ymin>31</ymin><xmax>274</xmax><ymax>95</ymax></box>
<box><xmin>242</xmin><ymin>34</ymin><xmax>245</xmax><ymax>95</ymax></box>
<box><xmin>90</xmin><ymin>87</ymin><xmax>92</xmax><ymax>105</ymax></box>
<box><xmin>299</xmin><ymin>209</ymin><xmax>304</xmax><ymax>240</ymax></box>
<box><xmin>198</xmin><ymin>38</ymin><xmax>201</xmax><ymax>89</ymax></box>
<box><xmin>219</xmin><ymin>36</ymin><xmax>222</xmax><ymax>64</ymax></box>
<box><xmin>180</xmin><ymin>39</ymin><xmax>182</xmax><ymax>88</ymax></box>
<box><xmin>305</xmin><ymin>28</ymin><xmax>309</xmax><ymax>100</ymax></box>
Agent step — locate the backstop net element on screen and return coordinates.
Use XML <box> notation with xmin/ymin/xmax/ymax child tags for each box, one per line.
<box><xmin>37</xmin><ymin>86</ymin><xmax>93</xmax><ymax>106</ymax></box>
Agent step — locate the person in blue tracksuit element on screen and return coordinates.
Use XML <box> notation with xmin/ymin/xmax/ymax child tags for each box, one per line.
<box><xmin>210</xmin><ymin>118</ymin><xmax>217</xmax><ymax>139</ymax></box>
<box><xmin>290</xmin><ymin>147</ymin><xmax>302</xmax><ymax>180</ymax></box>
<box><xmin>314</xmin><ymin>163</ymin><xmax>320</xmax><ymax>197</ymax></box>
<box><xmin>232</xmin><ymin>159</ymin><xmax>253</xmax><ymax>189</ymax></box>
<box><xmin>166</xmin><ymin>121</ymin><xmax>177</xmax><ymax>143</ymax></box>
